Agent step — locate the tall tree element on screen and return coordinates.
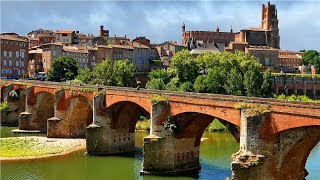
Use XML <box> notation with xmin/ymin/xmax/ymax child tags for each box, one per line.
<box><xmin>224</xmin><ymin>67</ymin><xmax>244</xmax><ymax>96</ymax></box>
<box><xmin>169</xmin><ymin>49</ymin><xmax>199</xmax><ymax>83</ymax></box>
<box><xmin>244</xmin><ymin>66</ymin><xmax>263</xmax><ymax>97</ymax></box>
<box><xmin>205</xmin><ymin>67</ymin><xmax>224</xmax><ymax>94</ymax></box>
<box><xmin>91</xmin><ymin>59</ymin><xmax>134</xmax><ymax>86</ymax></box>
<box><xmin>261</xmin><ymin>68</ymin><xmax>273</xmax><ymax>98</ymax></box>
<box><xmin>47</xmin><ymin>56</ymin><xmax>78</xmax><ymax>82</ymax></box>
<box><xmin>302</xmin><ymin>50</ymin><xmax>320</xmax><ymax>68</ymax></box>
<box><xmin>75</xmin><ymin>68</ymin><xmax>93</xmax><ymax>84</ymax></box>
<box><xmin>113</xmin><ymin>60</ymin><xmax>134</xmax><ymax>87</ymax></box>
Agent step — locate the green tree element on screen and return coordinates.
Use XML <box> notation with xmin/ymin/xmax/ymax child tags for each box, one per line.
<box><xmin>302</xmin><ymin>50</ymin><xmax>320</xmax><ymax>68</ymax></box>
<box><xmin>165</xmin><ymin>77</ymin><xmax>180</xmax><ymax>91</ymax></box>
<box><xmin>193</xmin><ymin>75</ymin><xmax>207</xmax><ymax>93</ymax></box>
<box><xmin>205</xmin><ymin>67</ymin><xmax>224</xmax><ymax>94</ymax></box>
<box><xmin>75</xmin><ymin>68</ymin><xmax>93</xmax><ymax>84</ymax></box>
<box><xmin>261</xmin><ymin>68</ymin><xmax>273</xmax><ymax>98</ymax></box>
<box><xmin>146</xmin><ymin>78</ymin><xmax>166</xmax><ymax>90</ymax></box>
<box><xmin>91</xmin><ymin>59</ymin><xmax>134</xmax><ymax>86</ymax></box>
<box><xmin>178</xmin><ymin>81</ymin><xmax>194</xmax><ymax>92</ymax></box>
<box><xmin>47</xmin><ymin>56</ymin><xmax>78</xmax><ymax>82</ymax></box>
<box><xmin>169</xmin><ymin>50</ymin><xmax>199</xmax><ymax>83</ymax></box>
<box><xmin>148</xmin><ymin>69</ymin><xmax>170</xmax><ymax>84</ymax></box>
<box><xmin>113</xmin><ymin>60</ymin><xmax>134</xmax><ymax>87</ymax></box>
<box><xmin>224</xmin><ymin>68</ymin><xmax>244</xmax><ymax>96</ymax></box>
<box><xmin>244</xmin><ymin>66</ymin><xmax>263</xmax><ymax>97</ymax></box>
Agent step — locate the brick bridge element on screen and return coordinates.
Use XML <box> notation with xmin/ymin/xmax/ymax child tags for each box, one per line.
<box><xmin>1</xmin><ymin>80</ymin><xmax>320</xmax><ymax>179</ymax></box>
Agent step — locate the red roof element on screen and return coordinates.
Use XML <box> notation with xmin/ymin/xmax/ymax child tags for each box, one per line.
<box><xmin>56</xmin><ymin>30</ymin><xmax>74</xmax><ymax>34</ymax></box>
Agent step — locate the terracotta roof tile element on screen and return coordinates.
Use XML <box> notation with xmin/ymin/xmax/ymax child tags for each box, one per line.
<box><xmin>56</xmin><ymin>30</ymin><xmax>74</xmax><ymax>34</ymax></box>
<box><xmin>0</xmin><ymin>34</ymin><xmax>29</xmax><ymax>42</ymax></box>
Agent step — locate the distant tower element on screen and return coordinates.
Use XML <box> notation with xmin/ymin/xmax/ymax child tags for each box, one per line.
<box><xmin>261</xmin><ymin>1</ymin><xmax>280</xmax><ymax>49</ymax></box>
<box><xmin>216</xmin><ymin>26</ymin><xmax>220</xmax><ymax>33</ymax></box>
<box><xmin>182</xmin><ymin>23</ymin><xmax>186</xmax><ymax>45</ymax></box>
<box><xmin>182</xmin><ymin>23</ymin><xmax>186</xmax><ymax>32</ymax></box>
<box><xmin>261</xmin><ymin>1</ymin><xmax>278</xmax><ymax>30</ymax></box>
<box><xmin>99</xmin><ymin>25</ymin><xmax>104</xmax><ymax>37</ymax></box>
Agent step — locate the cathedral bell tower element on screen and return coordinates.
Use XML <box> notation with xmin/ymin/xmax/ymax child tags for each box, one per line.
<box><xmin>261</xmin><ymin>1</ymin><xmax>280</xmax><ymax>49</ymax></box>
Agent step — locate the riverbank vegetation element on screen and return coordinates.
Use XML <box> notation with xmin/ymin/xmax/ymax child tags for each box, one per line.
<box><xmin>0</xmin><ymin>137</ymin><xmax>63</xmax><ymax>157</ymax></box>
<box><xmin>273</xmin><ymin>94</ymin><xmax>320</xmax><ymax>103</ymax></box>
<box><xmin>146</xmin><ymin>50</ymin><xmax>272</xmax><ymax>98</ymax></box>
<box><xmin>135</xmin><ymin>116</ymin><xmax>150</xmax><ymax>131</ymax></box>
<box><xmin>206</xmin><ymin>119</ymin><xmax>227</xmax><ymax>132</ymax></box>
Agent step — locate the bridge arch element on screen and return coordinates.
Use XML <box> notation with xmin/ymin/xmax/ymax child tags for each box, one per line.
<box><xmin>275</xmin><ymin>126</ymin><xmax>320</xmax><ymax>179</ymax></box>
<box><xmin>169</xmin><ymin>103</ymin><xmax>240</xmax><ymax>127</ymax></box>
<box><xmin>107</xmin><ymin>101</ymin><xmax>150</xmax><ymax>133</ymax></box>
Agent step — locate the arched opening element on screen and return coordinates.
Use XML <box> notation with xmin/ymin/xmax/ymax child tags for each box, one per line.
<box><xmin>67</xmin><ymin>96</ymin><xmax>93</xmax><ymax>138</ymax></box>
<box><xmin>31</xmin><ymin>92</ymin><xmax>54</xmax><ymax>132</ymax></box>
<box><xmin>170</xmin><ymin>112</ymin><xmax>239</xmax><ymax>178</ymax></box>
<box><xmin>278</xmin><ymin>126</ymin><xmax>320</xmax><ymax>179</ymax></box>
<box><xmin>107</xmin><ymin>101</ymin><xmax>150</xmax><ymax>153</ymax></box>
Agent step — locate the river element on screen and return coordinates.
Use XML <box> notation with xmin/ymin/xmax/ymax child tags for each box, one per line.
<box><xmin>1</xmin><ymin>126</ymin><xmax>319</xmax><ymax>179</ymax></box>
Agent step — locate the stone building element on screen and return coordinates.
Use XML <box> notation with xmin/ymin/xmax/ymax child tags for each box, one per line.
<box><xmin>55</xmin><ymin>30</ymin><xmax>77</xmax><ymax>46</ymax></box>
<box><xmin>152</xmin><ymin>41</ymin><xmax>187</xmax><ymax>66</ymax></box>
<box><xmin>278</xmin><ymin>50</ymin><xmax>303</xmax><ymax>71</ymax></box>
<box><xmin>41</xmin><ymin>42</ymin><xmax>63</xmax><ymax>73</ymax></box>
<box><xmin>273</xmin><ymin>75</ymin><xmax>320</xmax><ymax>99</ymax></box>
<box><xmin>132</xmin><ymin>42</ymin><xmax>151</xmax><ymax>72</ymax></box>
<box><xmin>28</xmin><ymin>47</ymin><xmax>43</xmax><ymax>77</ymax></box>
<box><xmin>245</xmin><ymin>46</ymin><xmax>279</xmax><ymax>68</ymax></box>
<box><xmin>182</xmin><ymin>24</ymin><xmax>235</xmax><ymax>47</ymax></box>
<box><xmin>0</xmin><ymin>33</ymin><xmax>29</xmax><ymax>78</ymax></box>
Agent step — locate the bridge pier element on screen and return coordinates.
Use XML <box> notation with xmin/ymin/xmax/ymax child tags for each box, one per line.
<box><xmin>86</xmin><ymin>94</ymin><xmax>135</xmax><ymax>155</ymax></box>
<box><xmin>17</xmin><ymin>87</ymin><xmax>54</xmax><ymax>132</ymax></box>
<box><xmin>141</xmin><ymin>102</ymin><xmax>201</xmax><ymax>175</ymax></box>
<box><xmin>232</xmin><ymin>109</ymin><xmax>320</xmax><ymax>180</ymax></box>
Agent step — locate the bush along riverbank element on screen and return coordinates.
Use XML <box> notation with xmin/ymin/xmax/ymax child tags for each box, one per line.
<box><xmin>135</xmin><ymin>117</ymin><xmax>228</xmax><ymax>132</ymax></box>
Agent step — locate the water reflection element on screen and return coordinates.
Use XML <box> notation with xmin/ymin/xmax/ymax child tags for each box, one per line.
<box><xmin>1</xmin><ymin>127</ymin><xmax>319</xmax><ymax>180</ymax></box>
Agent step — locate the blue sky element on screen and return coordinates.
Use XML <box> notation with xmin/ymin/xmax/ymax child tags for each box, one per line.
<box><xmin>1</xmin><ymin>0</ymin><xmax>319</xmax><ymax>51</ymax></box>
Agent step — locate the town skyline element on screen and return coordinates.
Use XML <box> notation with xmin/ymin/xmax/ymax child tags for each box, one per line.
<box><xmin>1</xmin><ymin>1</ymin><xmax>320</xmax><ymax>51</ymax></box>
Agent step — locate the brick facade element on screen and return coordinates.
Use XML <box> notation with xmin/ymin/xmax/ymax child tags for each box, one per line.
<box><xmin>1</xmin><ymin>33</ymin><xmax>29</xmax><ymax>78</ymax></box>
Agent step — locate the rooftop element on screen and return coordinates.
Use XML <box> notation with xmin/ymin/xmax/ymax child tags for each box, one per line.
<box><xmin>56</xmin><ymin>30</ymin><xmax>75</xmax><ymax>34</ymax></box>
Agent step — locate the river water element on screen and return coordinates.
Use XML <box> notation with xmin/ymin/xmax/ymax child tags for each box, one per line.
<box><xmin>1</xmin><ymin>126</ymin><xmax>319</xmax><ymax>180</ymax></box>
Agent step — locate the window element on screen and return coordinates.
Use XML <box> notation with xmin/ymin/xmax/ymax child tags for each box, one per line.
<box><xmin>16</xmin><ymin>51</ymin><xmax>19</xmax><ymax>58</ymax></box>
<box><xmin>21</xmin><ymin>61</ymin><xmax>24</xmax><ymax>67</ymax></box>
<box><xmin>3</xmin><ymin>60</ymin><xmax>7</xmax><ymax>66</ymax></box>
<box><xmin>9</xmin><ymin>51</ymin><xmax>12</xmax><ymax>57</ymax></box>
<box><xmin>4</xmin><ymin>51</ymin><xmax>7</xmax><ymax>56</ymax></box>
<box><xmin>16</xmin><ymin>61</ymin><xmax>19</xmax><ymax>67</ymax></box>
<box><xmin>18</xmin><ymin>70</ymin><xmax>21</xmax><ymax>75</ymax></box>
<box><xmin>1</xmin><ymin>69</ymin><xmax>4</xmax><ymax>74</ymax></box>
<box><xmin>9</xmin><ymin>69</ymin><xmax>12</xmax><ymax>74</ymax></box>
<box><xmin>9</xmin><ymin>60</ymin><xmax>12</xmax><ymax>66</ymax></box>
<box><xmin>21</xmin><ymin>51</ymin><xmax>25</xmax><ymax>58</ymax></box>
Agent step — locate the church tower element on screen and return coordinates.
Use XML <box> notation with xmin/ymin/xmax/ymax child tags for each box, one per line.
<box><xmin>261</xmin><ymin>1</ymin><xmax>280</xmax><ymax>48</ymax></box>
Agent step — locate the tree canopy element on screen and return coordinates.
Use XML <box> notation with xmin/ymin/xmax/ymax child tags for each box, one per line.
<box><xmin>146</xmin><ymin>50</ymin><xmax>273</xmax><ymax>98</ymax></box>
<box><xmin>302</xmin><ymin>50</ymin><xmax>320</xmax><ymax>69</ymax></box>
<box><xmin>47</xmin><ymin>56</ymin><xmax>78</xmax><ymax>82</ymax></box>
<box><xmin>75</xmin><ymin>59</ymin><xmax>134</xmax><ymax>86</ymax></box>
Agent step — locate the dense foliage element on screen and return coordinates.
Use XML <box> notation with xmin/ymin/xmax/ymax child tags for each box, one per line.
<box><xmin>47</xmin><ymin>57</ymin><xmax>78</xmax><ymax>82</ymax></box>
<box><xmin>146</xmin><ymin>50</ymin><xmax>273</xmax><ymax>98</ymax></box>
<box><xmin>302</xmin><ymin>50</ymin><xmax>320</xmax><ymax>69</ymax></box>
<box><xmin>75</xmin><ymin>59</ymin><xmax>134</xmax><ymax>87</ymax></box>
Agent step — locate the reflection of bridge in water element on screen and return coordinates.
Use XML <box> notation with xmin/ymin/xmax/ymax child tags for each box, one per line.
<box><xmin>1</xmin><ymin>79</ymin><xmax>320</xmax><ymax>179</ymax></box>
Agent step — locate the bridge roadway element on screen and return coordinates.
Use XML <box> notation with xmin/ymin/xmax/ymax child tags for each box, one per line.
<box><xmin>1</xmin><ymin>79</ymin><xmax>320</xmax><ymax>179</ymax></box>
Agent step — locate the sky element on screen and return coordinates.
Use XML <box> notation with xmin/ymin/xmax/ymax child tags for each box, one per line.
<box><xmin>1</xmin><ymin>0</ymin><xmax>320</xmax><ymax>51</ymax></box>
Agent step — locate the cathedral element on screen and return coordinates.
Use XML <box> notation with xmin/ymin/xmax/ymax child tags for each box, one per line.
<box><xmin>182</xmin><ymin>1</ymin><xmax>280</xmax><ymax>50</ymax></box>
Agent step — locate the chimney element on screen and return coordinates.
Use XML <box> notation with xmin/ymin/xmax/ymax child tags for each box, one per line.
<box><xmin>99</xmin><ymin>25</ymin><xmax>104</xmax><ymax>37</ymax></box>
<box><xmin>216</xmin><ymin>26</ymin><xmax>220</xmax><ymax>33</ymax></box>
